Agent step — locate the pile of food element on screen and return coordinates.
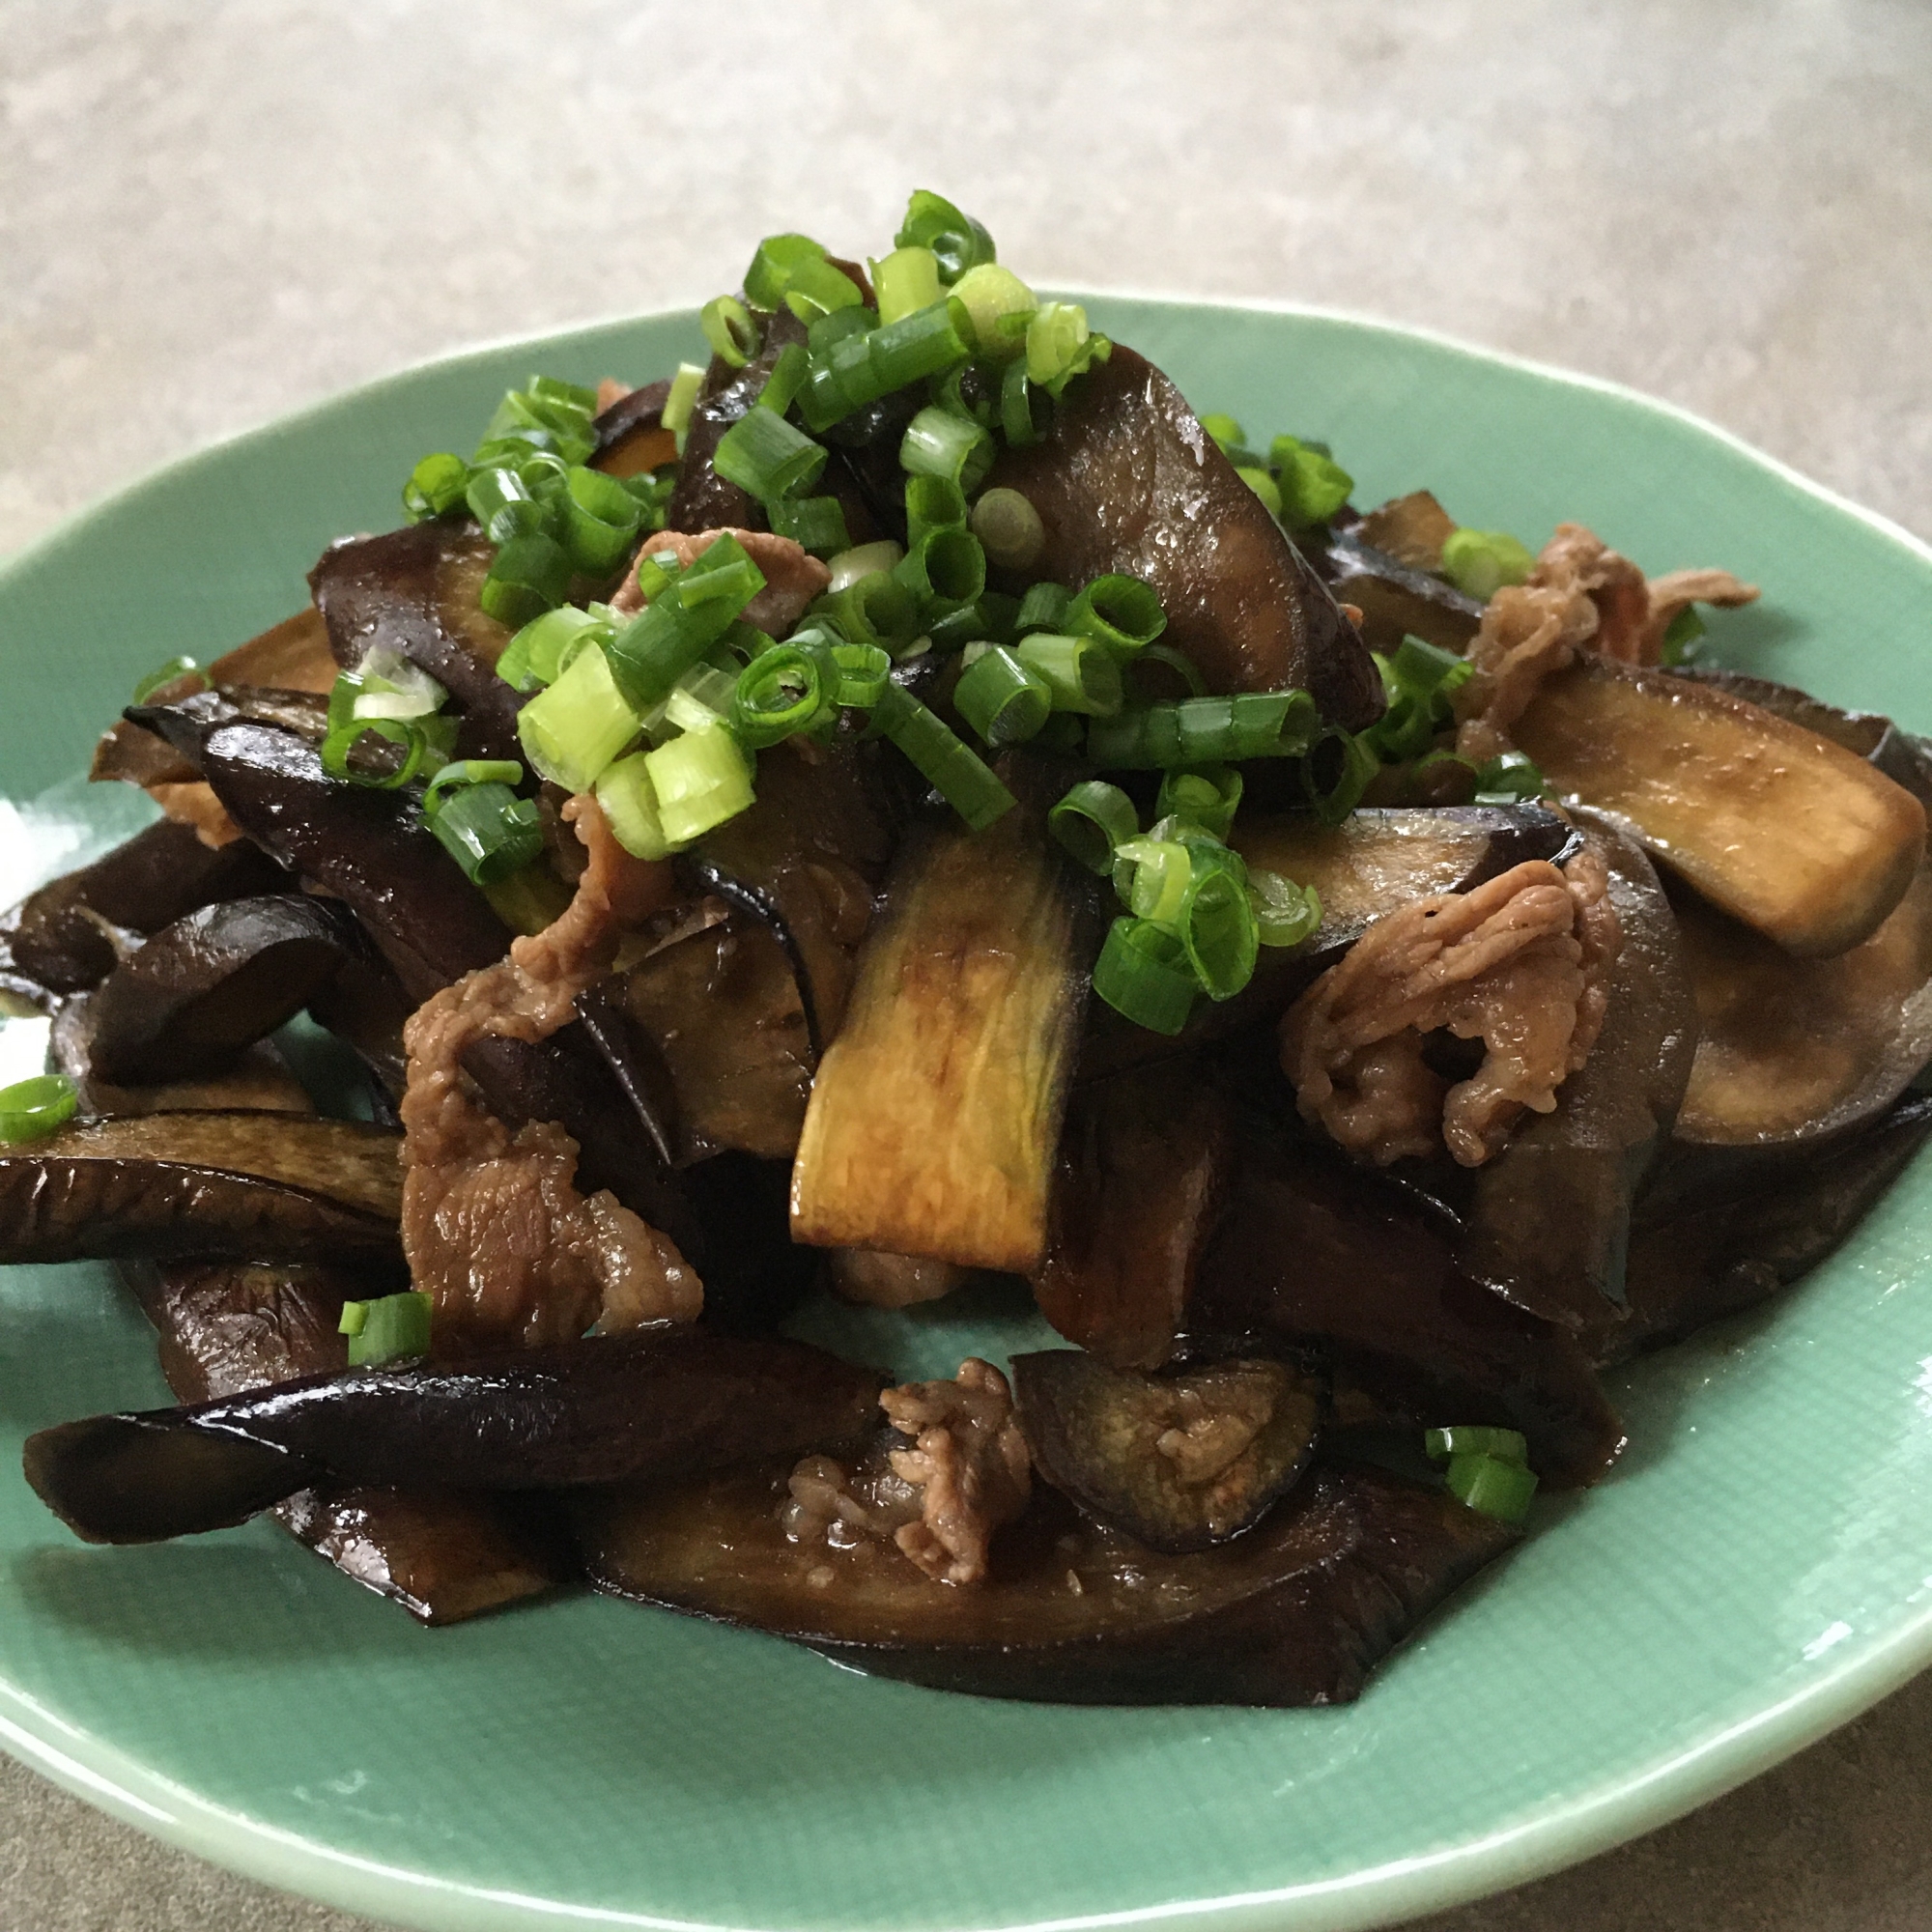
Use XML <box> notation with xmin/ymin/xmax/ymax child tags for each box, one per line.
<box><xmin>8</xmin><ymin>191</ymin><xmax>1931</xmax><ymax>1705</ymax></box>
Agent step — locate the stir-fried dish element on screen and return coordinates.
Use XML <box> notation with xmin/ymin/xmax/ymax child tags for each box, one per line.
<box><xmin>9</xmin><ymin>191</ymin><xmax>1932</xmax><ymax>1706</ymax></box>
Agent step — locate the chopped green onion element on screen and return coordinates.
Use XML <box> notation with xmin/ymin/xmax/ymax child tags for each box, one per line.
<box><xmin>901</xmin><ymin>406</ymin><xmax>994</xmax><ymax>493</ymax></box>
<box><xmin>560</xmin><ymin>465</ymin><xmax>643</xmax><ymax>576</ymax></box>
<box><xmin>403</xmin><ymin>451</ymin><xmax>471</xmax><ymax>521</ymax></box>
<box><xmin>320</xmin><ymin>718</ymin><xmax>433</xmax><ymax>790</ymax></box>
<box><xmin>466</xmin><ymin>466</ymin><xmax>546</xmax><ymax>545</ymax></box>
<box><xmin>1087</xmin><ymin>690</ymin><xmax>1321</xmax><ymax>768</ymax></box>
<box><xmin>645</xmin><ymin>724</ymin><xmax>755</xmax><ymax>847</ymax></box>
<box><xmin>1236</xmin><ymin>466</ymin><xmax>1284</xmax><ymax>517</ymax></box>
<box><xmin>1660</xmin><ymin>606</ymin><xmax>1706</xmax><ymax>667</ymax></box>
<box><xmin>970</xmin><ymin>487</ymin><xmax>1046</xmax><ymax>572</ymax></box>
<box><xmin>895</xmin><ymin>189</ymin><xmax>996</xmax><ymax>283</ymax></box>
<box><xmin>895</xmin><ymin>524</ymin><xmax>986</xmax><ymax>607</ymax></box>
<box><xmin>1157</xmin><ymin>765</ymin><xmax>1242</xmax><ymax>838</ymax></box>
<box><xmin>949</xmin><ymin>264</ymin><xmax>1037</xmax><ymax>358</ymax></box>
<box><xmin>605</xmin><ymin>534</ymin><xmax>766</xmax><ymax>712</ymax></box>
<box><xmin>732</xmin><ymin>639</ymin><xmax>834</xmax><ymax>749</ymax></box>
<box><xmin>422</xmin><ymin>758</ymin><xmax>524</xmax><ymax>813</ymax></box>
<box><xmin>1114</xmin><ymin>837</ymin><xmax>1193</xmax><ymax>925</ymax></box>
<box><xmin>1270</xmin><ymin>436</ymin><xmax>1354</xmax><ymax>526</ymax></box>
<box><xmin>1093</xmin><ymin>918</ymin><xmax>1197</xmax><ymax>1035</ymax></box>
<box><xmin>1302</xmin><ymin>728</ymin><xmax>1381</xmax><ymax>827</ymax></box>
<box><xmin>954</xmin><ymin>645</ymin><xmax>1050</xmax><ymax>746</ymax></box>
<box><xmin>754</xmin><ymin>342</ymin><xmax>810</xmax><ymax>421</ymax></box>
<box><xmin>871</xmin><ymin>245</ymin><xmax>944</xmax><ymax>325</ymax></box>
<box><xmin>1445</xmin><ymin>1451</ymin><xmax>1538</xmax><ymax>1524</ymax></box>
<box><xmin>1199</xmin><ymin>413</ymin><xmax>1245</xmax><ymax>452</ymax></box>
<box><xmin>827</xmin><ymin>541</ymin><xmax>904</xmax><ymax>592</ymax></box>
<box><xmin>798</xmin><ymin>298</ymin><xmax>974</xmax><ymax>432</ymax></box>
<box><xmin>1249</xmin><ymin>868</ymin><xmax>1321</xmax><ymax>948</ymax></box>
<box><xmin>1471</xmin><ymin>749</ymin><xmax>1548</xmax><ymax>805</ymax></box>
<box><xmin>1000</xmin><ymin>357</ymin><xmax>1039</xmax><ymax>446</ymax></box>
<box><xmin>870</xmin><ymin>682</ymin><xmax>1015</xmax><ymax>829</ymax></box>
<box><xmin>427</xmin><ymin>780</ymin><xmax>542</xmax><ymax>886</ymax></box>
<box><xmin>766</xmin><ymin>494</ymin><xmax>851</xmax><ymax>556</ymax></box>
<box><xmin>595</xmin><ymin>751</ymin><xmax>670</xmax><ymax>861</ymax></box>
<box><xmin>830</xmin><ymin>641</ymin><xmax>892</xmax><ymax>708</ymax></box>
<box><xmin>340</xmin><ymin>1290</ymin><xmax>433</xmax><ymax>1368</ymax></box>
<box><xmin>1015</xmin><ymin>581</ymin><xmax>1071</xmax><ymax>634</ymax></box>
<box><xmin>1122</xmin><ymin>643</ymin><xmax>1208</xmax><ymax>702</ymax></box>
<box><xmin>517</xmin><ymin>642</ymin><xmax>640</xmax><ymax>793</ymax></box>
<box><xmin>781</xmin><ymin>255</ymin><xmax>866</xmax><ymax>324</ymax></box>
<box><xmin>1015</xmin><ymin>634</ymin><xmax>1122</xmax><ymax>716</ymax></box>
<box><xmin>700</xmin><ymin>295</ymin><xmax>761</xmax><ymax>368</ymax></box>
<box><xmin>905</xmin><ymin>473</ymin><xmax>968</xmax><ymax>544</ymax></box>
<box><xmin>1048</xmin><ymin>781</ymin><xmax>1140</xmax><ymax>874</ymax></box>
<box><xmin>1365</xmin><ymin>635</ymin><xmax>1474</xmax><ymax>762</ymax></box>
<box><xmin>1179</xmin><ymin>859</ymin><xmax>1260</xmax><ymax>1000</ymax></box>
<box><xmin>131</xmin><ymin>656</ymin><xmax>199</xmax><ymax>702</ymax></box>
<box><xmin>496</xmin><ymin>606</ymin><xmax>611</xmax><ymax>692</ymax></box>
<box><xmin>712</xmin><ymin>405</ymin><xmax>828</xmax><ymax>506</ymax></box>
<box><xmin>813</xmin><ymin>570</ymin><xmax>917</xmax><ymax>647</ymax></box>
<box><xmin>1441</xmin><ymin>527</ymin><xmax>1535</xmax><ymax>601</ymax></box>
<box><xmin>661</xmin><ymin>362</ymin><xmax>706</xmax><ymax>441</ymax></box>
<box><xmin>743</xmin><ymin>233</ymin><xmax>830</xmax><ymax>311</ymax></box>
<box><xmin>0</xmin><ymin>1074</ymin><xmax>77</xmax><ymax>1144</ymax></box>
<box><xmin>1426</xmin><ymin>1426</ymin><xmax>1529</xmax><ymax>1465</ymax></box>
<box><xmin>1026</xmin><ymin>301</ymin><xmax>1110</xmax><ymax>394</ymax></box>
<box><xmin>1065</xmin><ymin>573</ymin><xmax>1167</xmax><ymax>653</ymax></box>
<box><xmin>479</xmin><ymin>533</ymin><xmax>572</xmax><ymax>628</ymax></box>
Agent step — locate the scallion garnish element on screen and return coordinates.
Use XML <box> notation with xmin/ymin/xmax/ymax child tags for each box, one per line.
<box><xmin>1179</xmin><ymin>859</ymin><xmax>1260</xmax><ymax>999</ymax></box>
<box><xmin>781</xmin><ymin>255</ymin><xmax>866</xmax><ymax>324</ymax></box>
<box><xmin>1301</xmin><ymin>727</ymin><xmax>1381</xmax><ymax>828</ymax></box>
<box><xmin>594</xmin><ymin>751</ymin><xmax>669</xmax><ymax>861</ymax></box>
<box><xmin>797</xmin><ymin>298</ymin><xmax>973</xmax><ymax>433</ymax></box>
<box><xmin>711</xmin><ymin>406</ymin><xmax>828</xmax><ymax>504</ymax></box>
<box><xmin>1249</xmin><ymin>868</ymin><xmax>1321</xmax><ymax>948</ymax></box>
<box><xmin>1114</xmin><ymin>837</ymin><xmax>1194</xmax><ymax>925</ymax></box>
<box><xmin>1156</xmin><ymin>765</ymin><xmax>1242</xmax><ymax>838</ymax></box>
<box><xmin>700</xmin><ymin>295</ymin><xmax>762</xmax><ymax>368</ymax></box>
<box><xmin>831</xmin><ymin>642</ymin><xmax>892</xmax><ymax>709</ymax></box>
<box><xmin>661</xmin><ymin>361</ymin><xmax>706</xmax><ymax>442</ymax></box>
<box><xmin>970</xmin><ymin>487</ymin><xmax>1046</xmax><ymax>572</ymax></box>
<box><xmin>870</xmin><ymin>682</ymin><xmax>1015</xmax><ymax>829</ymax></box>
<box><xmin>894</xmin><ymin>524</ymin><xmax>986</xmax><ymax>607</ymax></box>
<box><xmin>1065</xmin><ymin>573</ymin><xmax>1167</xmax><ymax>653</ymax></box>
<box><xmin>900</xmin><ymin>406</ymin><xmax>994</xmax><ymax>493</ymax></box>
<box><xmin>950</xmin><ymin>264</ymin><xmax>1037</xmax><ymax>358</ymax></box>
<box><xmin>826</xmin><ymin>541</ymin><xmax>904</xmax><ymax>592</ymax></box>
<box><xmin>1014</xmin><ymin>634</ymin><xmax>1122</xmax><ymax>716</ymax></box>
<box><xmin>479</xmin><ymin>532</ymin><xmax>572</xmax><ymax>628</ymax></box>
<box><xmin>1122</xmin><ymin>643</ymin><xmax>1208</xmax><ymax>702</ymax></box>
<box><xmin>895</xmin><ymin>189</ymin><xmax>996</xmax><ymax>283</ymax></box>
<box><xmin>871</xmin><ymin>245</ymin><xmax>944</xmax><ymax>325</ymax></box>
<box><xmin>465</xmin><ymin>466</ymin><xmax>546</xmax><ymax>546</ymax></box>
<box><xmin>339</xmin><ymin>1290</ymin><xmax>433</xmax><ymax>1368</ymax></box>
<box><xmin>954</xmin><ymin>646</ymin><xmax>1051</xmax><ymax>747</ymax></box>
<box><xmin>731</xmin><ymin>640</ymin><xmax>834</xmax><ymax>749</ymax></box>
<box><xmin>1092</xmin><ymin>918</ymin><xmax>1198</xmax><ymax>1035</ymax></box>
<box><xmin>1440</xmin><ymin>526</ymin><xmax>1535</xmax><ymax>601</ymax></box>
<box><xmin>1048</xmin><ymin>781</ymin><xmax>1140</xmax><ymax>874</ymax></box>
<box><xmin>1000</xmin><ymin>357</ymin><xmax>1040</xmax><ymax>446</ymax></box>
<box><xmin>1025</xmin><ymin>301</ymin><xmax>1112</xmax><ymax>395</ymax></box>
<box><xmin>320</xmin><ymin>718</ymin><xmax>436</xmax><ymax>790</ymax></box>
<box><xmin>1426</xmin><ymin>1426</ymin><xmax>1529</xmax><ymax>1465</ymax></box>
<box><xmin>1087</xmin><ymin>690</ymin><xmax>1321</xmax><ymax>768</ymax></box>
<box><xmin>131</xmin><ymin>656</ymin><xmax>200</xmax><ymax>702</ymax></box>
<box><xmin>496</xmin><ymin>606</ymin><xmax>611</xmax><ymax>693</ymax></box>
<box><xmin>604</xmin><ymin>534</ymin><xmax>766</xmax><ymax>713</ymax></box>
<box><xmin>426</xmin><ymin>777</ymin><xmax>543</xmax><ymax>886</ymax></box>
<box><xmin>812</xmin><ymin>571</ymin><xmax>917</xmax><ymax>649</ymax></box>
<box><xmin>559</xmin><ymin>466</ymin><xmax>643</xmax><ymax>576</ymax></box>
<box><xmin>1660</xmin><ymin>606</ymin><xmax>1706</xmax><ymax>668</ymax></box>
<box><xmin>1445</xmin><ymin>1453</ymin><xmax>1539</xmax><ymax>1523</ymax></box>
<box><xmin>1015</xmin><ymin>581</ymin><xmax>1072</xmax><ymax>635</ymax></box>
<box><xmin>645</xmin><ymin>724</ymin><xmax>756</xmax><ymax>847</ymax></box>
<box><xmin>1470</xmin><ymin>749</ymin><xmax>1548</xmax><ymax>805</ymax></box>
<box><xmin>905</xmin><ymin>474</ymin><xmax>968</xmax><ymax>544</ymax></box>
<box><xmin>766</xmin><ymin>495</ymin><xmax>851</xmax><ymax>557</ymax></box>
<box><xmin>1364</xmin><ymin>635</ymin><xmax>1474</xmax><ymax>764</ymax></box>
<box><xmin>1237</xmin><ymin>466</ymin><xmax>1284</xmax><ymax>516</ymax></box>
<box><xmin>1199</xmin><ymin>412</ymin><xmax>1244</xmax><ymax>452</ymax></box>
<box><xmin>402</xmin><ymin>451</ymin><xmax>471</xmax><ymax>522</ymax></box>
<box><xmin>1270</xmin><ymin>435</ymin><xmax>1354</xmax><ymax>526</ymax></box>
<box><xmin>0</xmin><ymin>1074</ymin><xmax>77</xmax><ymax>1144</ymax></box>
<box><xmin>743</xmin><ymin>234</ymin><xmax>831</xmax><ymax>311</ymax></box>
<box><xmin>516</xmin><ymin>642</ymin><xmax>641</xmax><ymax>793</ymax></box>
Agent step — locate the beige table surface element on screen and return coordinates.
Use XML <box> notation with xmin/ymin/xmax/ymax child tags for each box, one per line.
<box><xmin>4</xmin><ymin>2</ymin><xmax>1931</xmax><ymax>1927</ymax></box>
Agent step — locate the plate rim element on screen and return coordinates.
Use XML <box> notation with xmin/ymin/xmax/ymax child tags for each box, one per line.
<box><xmin>3</xmin><ymin>290</ymin><xmax>1931</xmax><ymax>1932</ymax></box>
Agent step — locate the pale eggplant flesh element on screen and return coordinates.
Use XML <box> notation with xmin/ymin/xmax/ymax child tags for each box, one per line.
<box><xmin>24</xmin><ymin>1326</ymin><xmax>886</xmax><ymax>1546</ymax></box>
<box><xmin>981</xmin><ymin>345</ymin><xmax>1384</xmax><ymax>728</ymax></box>
<box><xmin>573</xmin><ymin>1457</ymin><xmax>1517</xmax><ymax>1707</ymax></box>
<box><xmin>1012</xmin><ymin>1350</ymin><xmax>1326</xmax><ymax>1552</ymax></box>
<box><xmin>128</xmin><ymin>1257</ymin><xmax>564</xmax><ymax>1624</ymax></box>
<box><xmin>0</xmin><ymin>1112</ymin><xmax>404</xmax><ymax>1269</ymax></box>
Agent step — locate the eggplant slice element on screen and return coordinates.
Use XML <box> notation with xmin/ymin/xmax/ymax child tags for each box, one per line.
<box><xmin>0</xmin><ymin>1112</ymin><xmax>403</xmax><ymax>1268</ymax></box>
<box><xmin>1312</xmin><ymin>526</ymin><xmax>1484</xmax><ymax>657</ymax></box>
<box><xmin>790</xmin><ymin>791</ymin><xmax>1098</xmax><ymax>1272</ymax></box>
<box><xmin>982</xmin><ymin>345</ymin><xmax>1383</xmax><ymax>727</ymax></box>
<box><xmin>666</xmin><ymin>312</ymin><xmax>809</xmax><ymax>534</ymax></box>
<box><xmin>575</xmin><ymin>1457</ymin><xmax>1515</xmax><ymax>1707</ymax></box>
<box><xmin>1013</xmin><ymin>1350</ymin><xmax>1325</xmax><ymax>1552</ymax></box>
<box><xmin>84</xmin><ymin>895</ymin><xmax>359</xmax><ymax>1086</ymax></box>
<box><xmin>1513</xmin><ymin>654</ymin><xmax>1927</xmax><ymax>956</ymax></box>
<box><xmin>25</xmin><ymin>1326</ymin><xmax>885</xmax><ymax>1546</ymax></box>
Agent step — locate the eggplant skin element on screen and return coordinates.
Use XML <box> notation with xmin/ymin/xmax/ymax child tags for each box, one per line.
<box><xmin>23</xmin><ymin>1327</ymin><xmax>886</xmax><ymax>1546</ymax></box>
<box><xmin>86</xmin><ymin>894</ymin><xmax>357</xmax><ymax>1085</ymax></box>
<box><xmin>576</xmin><ymin>1459</ymin><xmax>1516</xmax><ymax>1707</ymax></box>
<box><xmin>0</xmin><ymin>1113</ymin><xmax>404</xmax><ymax>1269</ymax></box>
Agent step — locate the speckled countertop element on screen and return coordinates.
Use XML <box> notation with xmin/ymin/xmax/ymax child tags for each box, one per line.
<box><xmin>4</xmin><ymin>3</ymin><xmax>1931</xmax><ymax>1926</ymax></box>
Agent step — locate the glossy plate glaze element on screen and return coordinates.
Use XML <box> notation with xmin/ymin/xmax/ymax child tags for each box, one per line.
<box><xmin>2</xmin><ymin>298</ymin><xmax>1930</xmax><ymax>1932</ymax></box>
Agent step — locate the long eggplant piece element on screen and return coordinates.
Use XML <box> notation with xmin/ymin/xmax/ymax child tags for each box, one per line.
<box><xmin>790</xmin><ymin>797</ymin><xmax>1098</xmax><ymax>1272</ymax></box>
<box><xmin>575</xmin><ymin>1457</ymin><xmax>1515</xmax><ymax>1707</ymax></box>
<box><xmin>1513</xmin><ymin>654</ymin><xmax>1927</xmax><ymax>956</ymax></box>
<box><xmin>1452</xmin><ymin>810</ymin><xmax>1698</xmax><ymax>1332</ymax></box>
<box><xmin>982</xmin><ymin>346</ymin><xmax>1383</xmax><ymax>727</ymax></box>
<box><xmin>592</xmin><ymin>378</ymin><xmax>674</xmax><ymax>480</ymax></box>
<box><xmin>1312</xmin><ymin>527</ymin><xmax>1484</xmax><ymax>657</ymax></box>
<box><xmin>0</xmin><ymin>1113</ymin><xmax>403</xmax><ymax>1268</ymax></box>
<box><xmin>84</xmin><ymin>895</ymin><xmax>358</xmax><ymax>1085</ymax></box>
<box><xmin>1034</xmin><ymin>1060</ymin><xmax>1235</xmax><ymax>1370</ymax></box>
<box><xmin>310</xmin><ymin>522</ymin><xmax>523</xmax><ymax>764</ymax></box>
<box><xmin>51</xmin><ymin>1003</ymin><xmax>313</xmax><ymax>1120</ymax></box>
<box><xmin>0</xmin><ymin>819</ymin><xmax>285</xmax><ymax>1005</ymax></box>
<box><xmin>1081</xmin><ymin>804</ymin><xmax>1578</xmax><ymax>1079</ymax></box>
<box><xmin>25</xmin><ymin>1326</ymin><xmax>887</xmax><ymax>1545</ymax></box>
<box><xmin>1193</xmin><ymin>1125</ymin><xmax>1625</xmax><ymax>1486</ymax></box>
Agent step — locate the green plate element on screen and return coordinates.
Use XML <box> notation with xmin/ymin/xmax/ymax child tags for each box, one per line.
<box><xmin>3</xmin><ymin>298</ymin><xmax>1930</xmax><ymax>1932</ymax></box>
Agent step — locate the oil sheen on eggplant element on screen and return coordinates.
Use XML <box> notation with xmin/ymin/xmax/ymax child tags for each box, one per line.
<box><xmin>25</xmin><ymin>1326</ymin><xmax>886</xmax><ymax>1546</ymax></box>
<box><xmin>574</xmin><ymin>1457</ymin><xmax>1515</xmax><ymax>1706</ymax></box>
<box><xmin>982</xmin><ymin>345</ymin><xmax>1384</xmax><ymax>728</ymax></box>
